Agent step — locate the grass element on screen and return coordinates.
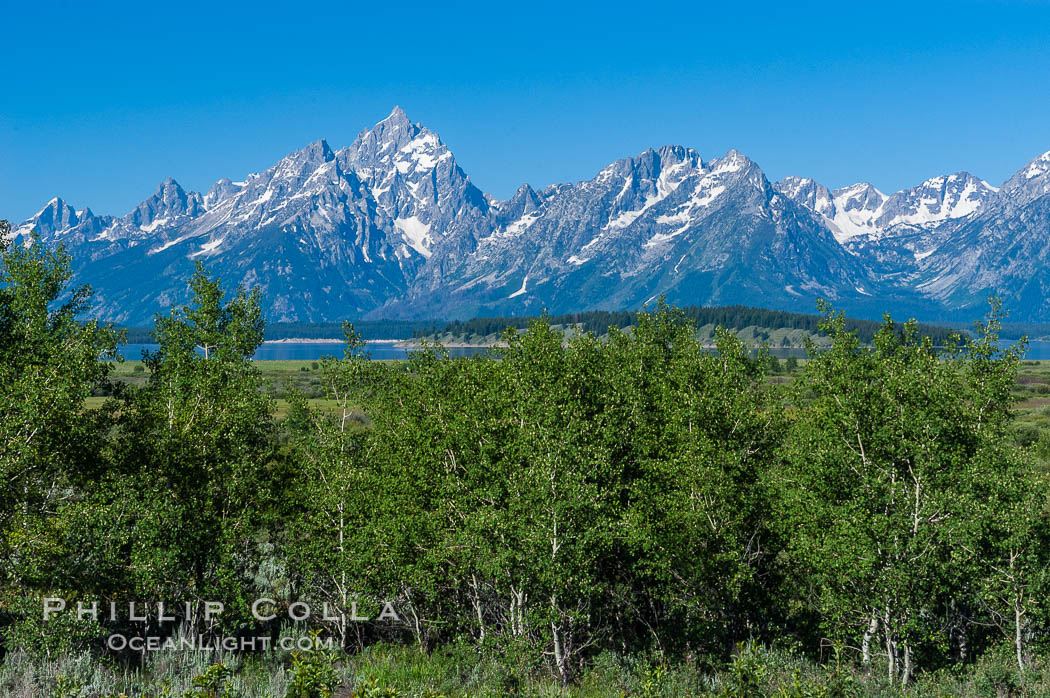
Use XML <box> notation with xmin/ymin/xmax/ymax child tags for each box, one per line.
<box><xmin>90</xmin><ymin>361</ymin><xmax>369</xmax><ymax>420</ymax></box>
<box><xmin>272</xmin><ymin>398</ymin><xmax>355</xmax><ymax>419</ymax></box>
<box><xmin>3</xmin><ymin>639</ymin><xmax>1045</xmax><ymax>697</ymax></box>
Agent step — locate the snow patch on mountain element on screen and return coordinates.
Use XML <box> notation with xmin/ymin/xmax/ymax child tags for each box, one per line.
<box><xmin>140</xmin><ymin>217</ymin><xmax>169</xmax><ymax>233</ymax></box>
<box><xmin>605</xmin><ymin>162</ymin><xmax>690</xmax><ymax>231</ymax></box>
<box><xmin>394</xmin><ymin>216</ymin><xmax>432</xmax><ymax>258</ymax></box>
<box><xmin>1024</xmin><ymin>151</ymin><xmax>1050</xmax><ymax>179</ymax></box>
<box><xmin>508</xmin><ymin>275</ymin><xmax>528</xmax><ymax>298</ymax></box>
<box><xmin>190</xmin><ymin>237</ymin><xmax>226</xmax><ymax>258</ymax></box>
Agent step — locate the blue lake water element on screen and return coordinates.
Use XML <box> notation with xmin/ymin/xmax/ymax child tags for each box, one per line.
<box><xmin>1005</xmin><ymin>339</ymin><xmax>1050</xmax><ymax>360</ymax></box>
<box><xmin>118</xmin><ymin>343</ymin><xmax>815</xmax><ymax>361</ymax></box>
<box><xmin>114</xmin><ymin>339</ymin><xmax>1050</xmax><ymax>362</ymax></box>
<box><xmin>117</xmin><ymin>343</ymin><xmax>493</xmax><ymax>361</ymax></box>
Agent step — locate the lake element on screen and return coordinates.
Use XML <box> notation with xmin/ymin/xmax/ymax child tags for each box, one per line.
<box><xmin>113</xmin><ymin>339</ymin><xmax>1050</xmax><ymax>362</ymax></box>
<box><xmin>1005</xmin><ymin>339</ymin><xmax>1050</xmax><ymax>359</ymax></box>
<box><xmin>117</xmin><ymin>342</ymin><xmax>493</xmax><ymax>361</ymax></box>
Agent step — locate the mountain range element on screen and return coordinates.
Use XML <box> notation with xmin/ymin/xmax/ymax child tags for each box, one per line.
<box><xmin>9</xmin><ymin>107</ymin><xmax>1050</xmax><ymax>324</ymax></box>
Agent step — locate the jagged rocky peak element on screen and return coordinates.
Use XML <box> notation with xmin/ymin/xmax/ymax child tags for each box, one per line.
<box><xmin>771</xmin><ymin>179</ymin><xmax>883</xmax><ymax>243</ymax></box>
<box><xmin>489</xmin><ymin>184</ymin><xmax>545</xmax><ymax>234</ymax></box>
<box><xmin>204</xmin><ymin>177</ymin><xmax>244</xmax><ymax>207</ymax></box>
<box><xmin>342</xmin><ymin>106</ymin><xmax>428</xmax><ymax>167</ymax></box>
<box><xmin>713</xmin><ymin>150</ymin><xmax>773</xmax><ymax>196</ymax></box>
<box><xmin>588</xmin><ymin>146</ymin><xmax>771</xmax><ymax>240</ymax></box>
<box><xmin>597</xmin><ymin>146</ymin><xmax>707</xmax><ymax>198</ymax></box>
<box><xmin>877</xmin><ymin>172</ymin><xmax>997</xmax><ymax>227</ymax></box>
<box><xmin>373</xmin><ymin>105</ymin><xmax>416</xmax><ymax>139</ymax></box>
<box><xmin>834</xmin><ymin>182</ymin><xmax>887</xmax><ymax>213</ymax></box>
<box><xmin>335</xmin><ymin>107</ymin><xmax>466</xmax><ymax>201</ymax></box>
<box><xmin>270</xmin><ymin>138</ymin><xmax>336</xmax><ymax>180</ymax></box>
<box><xmin>650</xmin><ymin>144</ymin><xmax>703</xmax><ymax>170</ymax></box>
<box><xmin>715</xmin><ymin>148</ymin><xmax>752</xmax><ymax>170</ymax></box>
<box><xmin>300</xmin><ymin>138</ymin><xmax>335</xmax><ymax>163</ymax></box>
<box><xmin>1011</xmin><ymin>149</ymin><xmax>1050</xmax><ymax>183</ymax></box>
<box><xmin>999</xmin><ymin>149</ymin><xmax>1050</xmax><ymax>206</ymax></box>
<box><xmin>780</xmin><ymin>169</ymin><xmax>998</xmax><ymax>243</ymax></box>
<box><xmin>26</xmin><ymin>197</ymin><xmax>81</xmax><ymax>235</ymax></box>
<box><xmin>14</xmin><ymin>196</ymin><xmax>116</xmax><ymax>242</ymax></box>
<box><xmin>702</xmin><ymin>149</ymin><xmax>771</xmax><ymax>195</ymax></box>
<box><xmin>124</xmin><ymin>178</ymin><xmax>204</xmax><ymax>230</ymax></box>
<box><xmin>775</xmin><ymin>177</ymin><xmax>834</xmax><ymax>217</ymax></box>
<box><xmin>507</xmin><ymin>184</ymin><xmax>544</xmax><ymax>214</ymax></box>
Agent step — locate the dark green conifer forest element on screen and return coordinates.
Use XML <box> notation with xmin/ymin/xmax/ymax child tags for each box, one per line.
<box><xmin>3</xmin><ymin>221</ymin><xmax>1050</xmax><ymax>696</ymax></box>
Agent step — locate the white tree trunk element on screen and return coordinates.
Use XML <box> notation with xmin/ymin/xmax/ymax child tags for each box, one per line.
<box><xmin>550</xmin><ymin>595</ymin><xmax>569</xmax><ymax>686</ymax></box>
<box><xmin>1016</xmin><ymin>595</ymin><xmax>1026</xmax><ymax>674</ymax></box>
<box><xmin>861</xmin><ymin>613</ymin><xmax>878</xmax><ymax>668</ymax></box>
<box><xmin>902</xmin><ymin>642</ymin><xmax>913</xmax><ymax>686</ymax></box>
<box><xmin>471</xmin><ymin>573</ymin><xmax>485</xmax><ymax>644</ymax></box>
<box><xmin>884</xmin><ymin>609</ymin><xmax>896</xmax><ymax>684</ymax></box>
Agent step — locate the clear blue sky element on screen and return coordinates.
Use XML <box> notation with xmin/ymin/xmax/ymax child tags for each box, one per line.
<box><xmin>3</xmin><ymin>1</ymin><xmax>1050</xmax><ymax>222</ymax></box>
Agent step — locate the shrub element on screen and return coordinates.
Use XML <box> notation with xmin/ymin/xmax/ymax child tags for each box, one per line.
<box><xmin>183</xmin><ymin>663</ymin><xmax>234</xmax><ymax>698</ymax></box>
<box><xmin>285</xmin><ymin>633</ymin><xmax>340</xmax><ymax>698</ymax></box>
<box><xmin>1</xmin><ymin>594</ymin><xmax>104</xmax><ymax>662</ymax></box>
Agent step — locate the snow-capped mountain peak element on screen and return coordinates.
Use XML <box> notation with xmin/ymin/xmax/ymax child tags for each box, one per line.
<box><xmin>1023</xmin><ymin>150</ymin><xmax>1050</xmax><ymax>180</ymax></box>
<box><xmin>18</xmin><ymin>197</ymin><xmax>80</xmax><ymax>236</ymax></box>
<box><xmin>875</xmin><ymin>172</ymin><xmax>995</xmax><ymax>229</ymax></box>
<box><xmin>336</xmin><ymin>109</ymin><xmax>489</xmax><ymax>262</ymax></box>
<box><xmin>342</xmin><ymin>106</ymin><xmax>423</xmax><ymax>168</ymax></box>
<box><xmin>715</xmin><ymin>148</ymin><xmax>753</xmax><ymax>174</ymax></box>
<box><xmin>203</xmin><ymin>178</ymin><xmax>244</xmax><ymax>209</ymax></box>
<box><xmin>999</xmin><ymin>149</ymin><xmax>1050</xmax><ymax>206</ymax></box>
<box><xmin>125</xmin><ymin>178</ymin><xmax>204</xmax><ymax>233</ymax></box>
<box><xmin>777</xmin><ymin>172</ymin><xmax>997</xmax><ymax>244</ymax></box>
<box><xmin>775</xmin><ymin>177</ymin><xmax>834</xmax><ymax>218</ymax></box>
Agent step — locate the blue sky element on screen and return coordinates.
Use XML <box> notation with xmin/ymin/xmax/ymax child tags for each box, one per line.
<box><xmin>3</xmin><ymin>1</ymin><xmax>1050</xmax><ymax>221</ymax></box>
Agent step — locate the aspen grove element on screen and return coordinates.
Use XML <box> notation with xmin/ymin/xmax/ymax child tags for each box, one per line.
<box><xmin>2</xmin><ymin>223</ymin><xmax>1049</xmax><ymax>696</ymax></box>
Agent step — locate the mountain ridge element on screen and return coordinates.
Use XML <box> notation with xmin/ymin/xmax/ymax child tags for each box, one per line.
<box><xmin>11</xmin><ymin>108</ymin><xmax>1050</xmax><ymax>324</ymax></box>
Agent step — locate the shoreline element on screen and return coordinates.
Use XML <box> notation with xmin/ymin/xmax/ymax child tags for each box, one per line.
<box><xmin>262</xmin><ymin>337</ymin><xmax>404</xmax><ymax>345</ymax></box>
<box><xmin>393</xmin><ymin>340</ymin><xmax>505</xmax><ymax>349</ymax></box>
<box><xmin>261</xmin><ymin>338</ymin><xmax>505</xmax><ymax>349</ymax></box>
<box><xmin>249</xmin><ymin>338</ymin><xmax>825</xmax><ymax>351</ymax></box>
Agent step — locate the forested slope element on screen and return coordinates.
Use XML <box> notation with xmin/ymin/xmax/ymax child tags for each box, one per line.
<box><xmin>418</xmin><ymin>305</ymin><xmax>960</xmax><ymax>347</ymax></box>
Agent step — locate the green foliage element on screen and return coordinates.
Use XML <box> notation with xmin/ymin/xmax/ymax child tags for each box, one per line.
<box><xmin>182</xmin><ymin>663</ymin><xmax>234</xmax><ymax>698</ymax></box>
<box><xmin>110</xmin><ymin>261</ymin><xmax>278</xmax><ymax>625</ymax></box>
<box><xmin>720</xmin><ymin>645</ymin><xmax>769</xmax><ymax>698</ymax></box>
<box><xmin>53</xmin><ymin>674</ymin><xmax>86</xmax><ymax>698</ymax></box>
<box><xmin>1</xmin><ymin>594</ymin><xmax>104</xmax><ymax>662</ymax></box>
<box><xmin>0</xmin><ymin>230</ymin><xmax>123</xmax><ymax>593</ymax></box>
<box><xmin>285</xmin><ymin>632</ymin><xmax>340</xmax><ymax>698</ymax></box>
<box><xmin>283</xmin><ymin>301</ymin><xmax>784</xmax><ymax>682</ymax></box>
<box><xmin>775</xmin><ymin>299</ymin><xmax>1039</xmax><ymax>685</ymax></box>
